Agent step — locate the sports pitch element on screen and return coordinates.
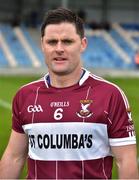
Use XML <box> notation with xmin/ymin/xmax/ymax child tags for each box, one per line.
<box><xmin>0</xmin><ymin>75</ymin><xmax>139</xmax><ymax>178</ymax></box>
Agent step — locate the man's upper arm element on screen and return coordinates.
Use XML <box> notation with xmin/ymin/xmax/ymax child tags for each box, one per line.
<box><xmin>2</xmin><ymin>130</ymin><xmax>28</xmax><ymax>161</ymax></box>
<box><xmin>111</xmin><ymin>144</ymin><xmax>139</xmax><ymax>178</ymax></box>
<box><xmin>111</xmin><ymin>144</ymin><xmax>137</xmax><ymax>162</ymax></box>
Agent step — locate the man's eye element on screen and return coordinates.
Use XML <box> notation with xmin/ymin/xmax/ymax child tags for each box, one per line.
<box><xmin>62</xmin><ymin>40</ymin><xmax>73</xmax><ymax>44</ymax></box>
<box><xmin>47</xmin><ymin>40</ymin><xmax>57</xmax><ymax>45</ymax></box>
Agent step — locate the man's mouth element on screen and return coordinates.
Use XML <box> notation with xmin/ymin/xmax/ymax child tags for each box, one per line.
<box><xmin>54</xmin><ymin>57</ymin><xmax>67</xmax><ymax>61</ymax></box>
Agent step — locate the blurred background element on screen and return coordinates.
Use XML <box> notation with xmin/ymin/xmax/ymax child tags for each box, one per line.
<box><xmin>0</xmin><ymin>0</ymin><xmax>139</xmax><ymax>178</ymax></box>
<box><xmin>0</xmin><ymin>0</ymin><xmax>139</xmax><ymax>75</ymax></box>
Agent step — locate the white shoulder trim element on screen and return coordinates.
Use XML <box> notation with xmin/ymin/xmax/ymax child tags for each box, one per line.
<box><xmin>109</xmin><ymin>136</ymin><xmax>136</xmax><ymax>146</ymax></box>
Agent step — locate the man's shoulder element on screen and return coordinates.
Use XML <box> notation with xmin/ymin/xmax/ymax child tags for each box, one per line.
<box><xmin>22</xmin><ymin>77</ymin><xmax>44</xmax><ymax>88</ymax></box>
<box><xmin>21</xmin><ymin>78</ymin><xmax>44</xmax><ymax>90</ymax></box>
<box><xmin>88</xmin><ymin>73</ymin><xmax>118</xmax><ymax>89</ymax></box>
<box><xmin>87</xmin><ymin>72</ymin><xmax>124</xmax><ymax>96</ymax></box>
<box><xmin>15</xmin><ymin>77</ymin><xmax>45</xmax><ymax>98</ymax></box>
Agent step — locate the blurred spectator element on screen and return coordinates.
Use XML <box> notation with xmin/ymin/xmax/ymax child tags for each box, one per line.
<box><xmin>11</xmin><ymin>14</ymin><xmax>21</xmax><ymax>27</ymax></box>
<box><xmin>134</xmin><ymin>49</ymin><xmax>139</xmax><ymax>69</ymax></box>
<box><xmin>88</xmin><ymin>20</ymin><xmax>111</xmax><ymax>31</ymax></box>
<box><xmin>77</xmin><ymin>9</ymin><xmax>86</xmax><ymax>23</ymax></box>
<box><xmin>29</xmin><ymin>10</ymin><xmax>39</xmax><ymax>27</ymax></box>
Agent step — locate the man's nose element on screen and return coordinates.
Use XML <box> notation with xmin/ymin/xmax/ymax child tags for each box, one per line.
<box><xmin>55</xmin><ymin>42</ymin><xmax>64</xmax><ymax>52</ymax></box>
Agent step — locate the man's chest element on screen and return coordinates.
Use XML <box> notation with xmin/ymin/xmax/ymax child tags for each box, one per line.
<box><xmin>20</xmin><ymin>87</ymin><xmax>109</xmax><ymax>124</ymax></box>
<box><xmin>21</xmin><ymin>87</ymin><xmax>111</xmax><ymax>161</ymax></box>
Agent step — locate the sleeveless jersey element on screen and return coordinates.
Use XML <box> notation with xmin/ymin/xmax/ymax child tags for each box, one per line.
<box><xmin>12</xmin><ymin>69</ymin><xmax>136</xmax><ymax>179</ymax></box>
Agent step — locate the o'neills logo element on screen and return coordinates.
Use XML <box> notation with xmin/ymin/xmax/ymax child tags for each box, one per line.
<box><xmin>76</xmin><ymin>100</ymin><xmax>93</xmax><ymax>118</ymax></box>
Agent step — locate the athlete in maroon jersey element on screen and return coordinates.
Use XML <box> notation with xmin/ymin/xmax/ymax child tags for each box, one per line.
<box><xmin>0</xmin><ymin>8</ymin><xmax>138</xmax><ymax>179</ymax></box>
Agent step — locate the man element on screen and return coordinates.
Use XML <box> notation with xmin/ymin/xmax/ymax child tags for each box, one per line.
<box><xmin>0</xmin><ymin>8</ymin><xmax>138</xmax><ymax>179</ymax></box>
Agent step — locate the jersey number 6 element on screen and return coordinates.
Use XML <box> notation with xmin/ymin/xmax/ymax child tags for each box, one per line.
<box><xmin>54</xmin><ymin>108</ymin><xmax>64</xmax><ymax>120</ymax></box>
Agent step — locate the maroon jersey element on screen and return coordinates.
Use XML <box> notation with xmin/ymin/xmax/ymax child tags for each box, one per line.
<box><xmin>12</xmin><ymin>69</ymin><xmax>136</xmax><ymax>179</ymax></box>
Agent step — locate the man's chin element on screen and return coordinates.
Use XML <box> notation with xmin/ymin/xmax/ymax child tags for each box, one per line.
<box><xmin>52</xmin><ymin>69</ymin><xmax>70</xmax><ymax>76</ymax></box>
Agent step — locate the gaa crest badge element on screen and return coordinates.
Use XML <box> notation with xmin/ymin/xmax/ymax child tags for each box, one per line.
<box><xmin>76</xmin><ymin>99</ymin><xmax>93</xmax><ymax>118</ymax></box>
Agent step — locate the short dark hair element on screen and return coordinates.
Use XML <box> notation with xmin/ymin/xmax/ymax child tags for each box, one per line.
<box><xmin>41</xmin><ymin>7</ymin><xmax>84</xmax><ymax>38</ymax></box>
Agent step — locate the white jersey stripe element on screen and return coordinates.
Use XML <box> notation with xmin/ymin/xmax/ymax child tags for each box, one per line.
<box><xmin>102</xmin><ymin>158</ymin><xmax>108</xmax><ymax>180</ymax></box>
<box><xmin>23</xmin><ymin>122</ymin><xmax>110</xmax><ymax>161</ymax></box>
<box><xmin>31</xmin><ymin>87</ymin><xmax>40</xmax><ymax>124</ymax></box>
<box><xmin>82</xmin><ymin>161</ymin><xmax>84</xmax><ymax>179</ymax></box>
<box><xmin>56</xmin><ymin>161</ymin><xmax>58</xmax><ymax>180</ymax></box>
<box><xmin>86</xmin><ymin>86</ymin><xmax>91</xmax><ymax>99</ymax></box>
<box><xmin>35</xmin><ymin>160</ymin><xmax>37</xmax><ymax>180</ymax></box>
<box><xmin>22</xmin><ymin>122</ymin><xmax>136</xmax><ymax>161</ymax></box>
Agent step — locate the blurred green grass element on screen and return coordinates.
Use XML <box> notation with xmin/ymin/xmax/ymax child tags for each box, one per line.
<box><xmin>0</xmin><ymin>76</ymin><xmax>139</xmax><ymax>178</ymax></box>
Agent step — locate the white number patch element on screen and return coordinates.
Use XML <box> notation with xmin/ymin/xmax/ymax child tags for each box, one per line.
<box><xmin>54</xmin><ymin>108</ymin><xmax>63</xmax><ymax>120</ymax></box>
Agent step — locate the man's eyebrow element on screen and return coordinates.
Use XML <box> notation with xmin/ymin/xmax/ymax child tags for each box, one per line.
<box><xmin>46</xmin><ymin>37</ymin><xmax>74</xmax><ymax>40</ymax></box>
<box><xmin>45</xmin><ymin>39</ymin><xmax>58</xmax><ymax>43</ymax></box>
<box><xmin>45</xmin><ymin>38</ymin><xmax>75</xmax><ymax>42</ymax></box>
<box><xmin>45</xmin><ymin>38</ymin><xmax>58</xmax><ymax>41</ymax></box>
<box><xmin>62</xmin><ymin>38</ymin><xmax>74</xmax><ymax>41</ymax></box>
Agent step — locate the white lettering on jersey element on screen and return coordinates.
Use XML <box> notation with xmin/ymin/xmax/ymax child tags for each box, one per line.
<box><xmin>27</xmin><ymin>105</ymin><xmax>43</xmax><ymax>113</ymax></box>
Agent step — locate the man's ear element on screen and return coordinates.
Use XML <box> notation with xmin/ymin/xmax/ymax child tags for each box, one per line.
<box><xmin>81</xmin><ymin>37</ymin><xmax>87</xmax><ymax>53</ymax></box>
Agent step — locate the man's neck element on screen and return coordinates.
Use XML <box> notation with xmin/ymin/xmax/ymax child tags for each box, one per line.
<box><xmin>48</xmin><ymin>69</ymin><xmax>84</xmax><ymax>88</ymax></box>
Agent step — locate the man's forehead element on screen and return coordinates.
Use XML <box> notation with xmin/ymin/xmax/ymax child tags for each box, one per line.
<box><xmin>43</xmin><ymin>35</ymin><xmax>75</xmax><ymax>40</ymax></box>
<box><xmin>44</xmin><ymin>22</ymin><xmax>77</xmax><ymax>35</ymax></box>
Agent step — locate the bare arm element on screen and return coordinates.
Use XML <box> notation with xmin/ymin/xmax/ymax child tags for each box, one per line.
<box><xmin>0</xmin><ymin>130</ymin><xmax>28</xmax><ymax>179</ymax></box>
<box><xmin>111</xmin><ymin>144</ymin><xmax>139</xmax><ymax>179</ymax></box>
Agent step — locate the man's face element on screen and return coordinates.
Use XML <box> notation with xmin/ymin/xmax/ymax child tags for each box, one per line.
<box><xmin>41</xmin><ymin>22</ymin><xmax>87</xmax><ymax>75</ymax></box>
